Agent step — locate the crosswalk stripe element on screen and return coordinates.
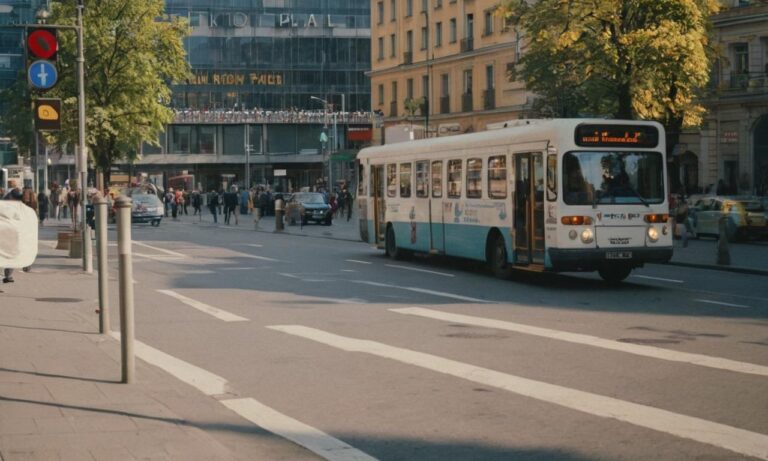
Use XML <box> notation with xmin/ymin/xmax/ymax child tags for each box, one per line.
<box><xmin>268</xmin><ymin>325</ymin><xmax>768</xmax><ymax>460</ymax></box>
<box><xmin>157</xmin><ymin>290</ymin><xmax>248</xmax><ymax>322</ymax></box>
<box><xmin>352</xmin><ymin>280</ymin><xmax>492</xmax><ymax>303</ymax></box>
<box><xmin>390</xmin><ymin>307</ymin><xmax>768</xmax><ymax>377</ymax></box>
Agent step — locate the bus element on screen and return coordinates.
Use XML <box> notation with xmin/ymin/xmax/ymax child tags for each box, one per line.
<box><xmin>356</xmin><ymin>119</ymin><xmax>673</xmax><ymax>283</ymax></box>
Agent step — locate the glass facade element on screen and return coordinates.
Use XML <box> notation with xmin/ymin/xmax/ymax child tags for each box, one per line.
<box><xmin>0</xmin><ymin>1</ymin><xmax>45</xmax><ymax>103</ymax></box>
<box><xmin>166</xmin><ymin>0</ymin><xmax>372</xmax><ymax>112</ymax></box>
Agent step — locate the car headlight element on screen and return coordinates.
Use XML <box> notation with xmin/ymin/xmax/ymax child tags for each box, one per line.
<box><xmin>647</xmin><ymin>226</ymin><xmax>659</xmax><ymax>242</ymax></box>
<box><xmin>580</xmin><ymin>228</ymin><xmax>594</xmax><ymax>244</ymax></box>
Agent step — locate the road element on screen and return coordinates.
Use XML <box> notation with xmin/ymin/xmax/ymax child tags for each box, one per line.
<box><xmin>99</xmin><ymin>218</ymin><xmax>768</xmax><ymax>460</ymax></box>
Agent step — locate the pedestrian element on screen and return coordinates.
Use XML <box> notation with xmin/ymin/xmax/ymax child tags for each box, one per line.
<box><xmin>174</xmin><ymin>188</ymin><xmax>184</xmax><ymax>219</ymax></box>
<box><xmin>3</xmin><ymin>181</ymin><xmax>23</xmax><ymax>283</ymax></box>
<box><xmin>340</xmin><ymin>187</ymin><xmax>353</xmax><ymax>221</ymax></box>
<box><xmin>239</xmin><ymin>187</ymin><xmax>250</xmax><ymax>215</ymax></box>
<box><xmin>207</xmin><ymin>189</ymin><xmax>219</xmax><ymax>223</ymax></box>
<box><xmin>20</xmin><ymin>187</ymin><xmax>38</xmax><ymax>273</ymax></box>
<box><xmin>191</xmin><ymin>189</ymin><xmax>202</xmax><ymax>217</ymax></box>
<box><xmin>50</xmin><ymin>183</ymin><xmax>60</xmax><ymax>220</ymax></box>
<box><xmin>37</xmin><ymin>188</ymin><xmax>48</xmax><ymax>226</ymax></box>
<box><xmin>169</xmin><ymin>188</ymin><xmax>178</xmax><ymax>219</ymax></box>
<box><xmin>67</xmin><ymin>181</ymin><xmax>80</xmax><ymax>229</ymax></box>
<box><xmin>676</xmin><ymin>196</ymin><xmax>693</xmax><ymax>248</ymax></box>
<box><xmin>223</xmin><ymin>186</ymin><xmax>239</xmax><ymax>225</ymax></box>
<box><xmin>182</xmin><ymin>189</ymin><xmax>190</xmax><ymax>215</ymax></box>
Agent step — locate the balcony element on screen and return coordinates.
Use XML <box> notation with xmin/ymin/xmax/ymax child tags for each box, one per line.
<box><xmin>460</xmin><ymin>37</ymin><xmax>474</xmax><ymax>53</ymax></box>
<box><xmin>483</xmin><ymin>89</ymin><xmax>495</xmax><ymax>110</ymax></box>
<box><xmin>403</xmin><ymin>51</ymin><xmax>413</xmax><ymax>65</ymax></box>
<box><xmin>461</xmin><ymin>92</ymin><xmax>473</xmax><ymax>112</ymax></box>
<box><xmin>708</xmin><ymin>71</ymin><xmax>768</xmax><ymax>98</ymax></box>
<box><xmin>439</xmin><ymin>96</ymin><xmax>450</xmax><ymax>114</ymax></box>
<box><xmin>390</xmin><ymin>101</ymin><xmax>398</xmax><ymax>117</ymax></box>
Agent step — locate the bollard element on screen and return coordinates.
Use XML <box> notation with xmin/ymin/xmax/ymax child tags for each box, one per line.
<box><xmin>115</xmin><ymin>196</ymin><xmax>135</xmax><ymax>383</ymax></box>
<box><xmin>274</xmin><ymin>198</ymin><xmax>285</xmax><ymax>232</ymax></box>
<box><xmin>717</xmin><ymin>216</ymin><xmax>731</xmax><ymax>266</ymax></box>
<box><xmin>94</xmin><ymin>194</ymin><xmax>110</xmax><ymax>335</ymax></box>
<box><xmin>254</xmin><ymin>207</ymin><xmax>261</xmax><ymax>230</ymax></box>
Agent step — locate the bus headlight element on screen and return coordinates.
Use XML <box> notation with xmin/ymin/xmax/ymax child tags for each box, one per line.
<box><xmin>647</xmin><ymin>226</ymin><xmax>659</xmax><ymax>243</ymax></box>
<box><xmin>569</xmin><ymin>230</ymin><xmax>577</xmax><ymax>240</ymax></box>
<box><xmin>581</xmin><ymin>228</ymin><xmax>594</xmax><ymax>244</ymax></box>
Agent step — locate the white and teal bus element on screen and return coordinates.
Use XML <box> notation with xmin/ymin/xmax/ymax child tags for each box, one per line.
<box><xmin>356</xmin><ymin>119</ymin><xmax>673</xmax><ymax>283</ymax></box>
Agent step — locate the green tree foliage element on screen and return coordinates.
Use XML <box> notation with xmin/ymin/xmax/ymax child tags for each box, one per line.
<box><xmin>46</xmin><ymin>0</ymin><xmax>189</xmax><ymax>177</ymax></box>
<box><xmin>497</xmin><ymin>0</ymin><xmax>719</xmax><ymax>141</ymax></box>
<box><xmin>0</xmin><ymin>76</ymin><xmax>35</xmax><ymax>162</ymax></box>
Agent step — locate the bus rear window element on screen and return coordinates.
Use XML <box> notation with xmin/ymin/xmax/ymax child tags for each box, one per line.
<box><xmin>387</xmin><ymin>164</ymin><xmax>397</xmax><ymax>197</ymax></box>
<box><xmin>467</xmin><ymin>158</ymin><xmax>482</xmax><ymax>198</ymax></box>
<box><xmin>488</xmin><ymin>156</ymin><xmax>507</xmax><ymax>199</ymax></box>
<box><xmin>400</xmin><ymin>163</ymin><xmax>412</xmax><ymax>198</ymax></box>
<box><xmin>415</xmin><ymin>161</ymin><xmax>429</xmax><ymax>198</ymax></box>
<box><xmin>448</xmin><ymin>160</ymin><xmax>462</xmax><ymax>198</ymax></box>
<box><xmin>431</xmin><ymin>161</ymin><xmax>443</xmax><ymax>198</ymax></box>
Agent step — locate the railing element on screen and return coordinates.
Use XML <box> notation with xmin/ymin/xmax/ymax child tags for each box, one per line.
<box><xmin>728</xmin><ymin>71</ymin><xmax>768</xmax><ymax>90</ymax></box>
<box><xmin>172</xmin><ymin>109</ymin><xmax>380</xmax><ymax>125</ymax></box>
<box><xmin>461</xmin><ymin>92</ymin><xmax>473</xmax><ymax>112</ymax></box>
<box><xmin>483</xmin><ymin>89</ymin><xmax>495</xmax><ymax>110</ymax></box>
<box><xmin>403</xmin><ymin>51</ymin><xmax>413</xmax><ymax>65</ymax></box>
<box><xmin>439</xmin><ymin>96</ymin><xmax>450</xmax><ymax>114</ymax></box>
<box><xmin>460</xmin><ymin>37</ymin><xmax>474</xmax><ymax>53</ymax></box>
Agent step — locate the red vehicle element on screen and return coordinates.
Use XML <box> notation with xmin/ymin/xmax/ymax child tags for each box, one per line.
<box><xmin>168</xmin><ymin>174</ymin><xmax>195</xmax><ymax>192</ymax></box>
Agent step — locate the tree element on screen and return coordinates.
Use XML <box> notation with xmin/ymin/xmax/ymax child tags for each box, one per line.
<box><xmin>46</xmin><ymin>0</ymin><xmax>189</xmax><ymax>183</ymax></box>
<box><xmin>497</xmin><ymin>0</ymin><xmax>719</xmax><ymax>151</ymax></box>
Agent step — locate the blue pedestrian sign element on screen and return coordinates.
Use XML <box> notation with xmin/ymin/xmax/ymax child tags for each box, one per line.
<box><xmin>27</xmin><ymin>60</ymin><xmax>58</xmax><ymax>90</ymax></box>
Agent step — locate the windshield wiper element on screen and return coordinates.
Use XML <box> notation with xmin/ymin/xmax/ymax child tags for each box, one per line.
<box><xmin>623</xmin><ymin>185</ymin><xmax>650</xmax><ymax>208</ymax></box>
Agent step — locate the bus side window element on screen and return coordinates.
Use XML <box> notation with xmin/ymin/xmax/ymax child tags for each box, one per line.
<box><xmin>448</xmin><ymin>159</ymin><xmax>462</xmax><ymax>198</ymax></box>
<box><xmin>399</xmin><ymin>162</ymin><xmax>412</xmax><ymax>198</ymax></box>
<box><xmin>488</xmin><ymin>155</ymin><xmax>507</xmax><ymax>199</ymax></box>
<box><xmin>387</xmin><ymin>164</ymin><xmax>397</xmax><ymax>197</ymax></box>
<box><xmin>431</xmin><ymin>161</ymin><xmax>443</xmax><ymax>198</ymax></box>
<box><xmin>467</xmin><ymin>158</ymin><xmax>482</xmax><ymax>199</ymax></box>
<box><xmin>546</xmin><ymin>154</ymin><xmax>557</xmax><ymax>201</ymax></box>
<box><xmin>415</xmin><ymin>161</ymin><xmax>429</xmax><ymax>198</ymax></box>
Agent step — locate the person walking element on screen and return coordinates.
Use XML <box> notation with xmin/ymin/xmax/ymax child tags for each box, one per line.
<box><xmin>191</xmin><ymin>189</ymin><xmax>202</xmax><ymax>218</ymax></box>
<box><xmin>66</xmin><ymin>181</ymin><xmax>80</xmax><ymax>230</ymax></box>
<box><xmin>223</xmin><ymin>186</ymin><xmax>239</xmax><ymax>225</ymax></box>
<box><xmin>239</xmin><ymin>187</ymin><xmax>250</xmax><ymax>216</ymax></box>
<box><xmin>50</xmin><ymin>183</ymin><xmax>61</xmax><ymax>220</ymax></box>
<box><xmin>676</xmin><ymin>196</ymin><xmax>693</xmax><ymax>248</ymax></box>
<box><xmin>207</xmin><ymin>189</ymin><xmax>219</xmax><ymax>223</ymax></box>
<box><xmin>340</xmin><ymin>187</ymin><xmax>353</xmax><ymax>221</ymax></box>
<box><xmin>37</xmin><ymin>188</ymin><xmax>49</xmax><ymax>226</ymax></box>
<box><xmin>3</xmin><ymin>181</ymin><xmax>23</xmax><ymax>283</ymax></box>
<box><xmin>20</xmin><ymin>187</ymin><xmax>38</xmax><ymax>274</ymax></box>
<box><xmin>174</xmin><ymin>188</ymin><xmax>184</xmax><ymax>219</ymax></box>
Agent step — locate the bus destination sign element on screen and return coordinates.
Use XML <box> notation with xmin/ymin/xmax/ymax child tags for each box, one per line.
<box><xmin>575</xmin><ymin>124</ymin><xmax>659</xmax><ymax>148</ymax></box>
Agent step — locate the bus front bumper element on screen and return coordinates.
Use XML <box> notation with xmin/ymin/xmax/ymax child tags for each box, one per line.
<box><xmin>548</xmin><ymin>247</ymin><xmax>673</xmax><ymax>272</ymax></box>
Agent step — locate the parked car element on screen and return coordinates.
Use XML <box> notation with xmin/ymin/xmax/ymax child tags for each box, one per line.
<box><xmin>130</xmin><ymin>193</ymin><xmax>163</xmax><ymax>226</ymax></box>
<box><xmin>690</xmin><ymin>196</ymin><xmax>767</xmax><ymax>241</ymax></box>
<box><xmin>287</xmin><ymin>192</ymin><xmax>332</xmax><ymax>225</ymax></box>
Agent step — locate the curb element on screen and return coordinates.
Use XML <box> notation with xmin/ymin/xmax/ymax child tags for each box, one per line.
<box><xmin>660</xmin><ymin>261</ymin><xmax>768</xmax><ymax>277</ymax></box>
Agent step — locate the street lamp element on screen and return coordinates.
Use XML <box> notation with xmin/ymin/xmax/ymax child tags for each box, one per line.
<box><xmin>310</xmin><ymin>96</ymin><xmax>336</xmax><ymax>190</ymax></box>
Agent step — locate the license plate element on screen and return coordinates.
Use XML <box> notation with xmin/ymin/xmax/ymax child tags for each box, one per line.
<box><xmin>606</xmin><ymin>251</ymin><xmax>632</xmax><ymax>260</ymax></box>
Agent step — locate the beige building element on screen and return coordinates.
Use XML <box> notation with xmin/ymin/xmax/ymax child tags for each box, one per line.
<box><xmin>678</xmin><ymin>1</ymin><xmax>768</xmax><ymax>195</ymax></box>
<box><xmin>370</xmin><ymin>0</ymin><xmax>532</xmax><ymax>139</ymax></box>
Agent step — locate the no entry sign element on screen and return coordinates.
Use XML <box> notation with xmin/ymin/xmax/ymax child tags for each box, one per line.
<box><xmin>27</xmin><ymin>28</ymin><xmax>58</xmax><ymax>60</ymax></box>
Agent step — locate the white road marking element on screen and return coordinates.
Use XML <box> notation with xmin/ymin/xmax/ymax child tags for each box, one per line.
<box><xmin>133</xmin><ymin>253</ymin><xmax>185</xmax><ymax>262</ymax></box>
<box><xmin>221</xmin><ymin>267</ymin><xmax>257</xmax><ymax>271</ymax></box>
<box><xmin>185</xmin><ymin>270</ymin><xmax>215</xmax><ymax>275</ymax></box>
<box><xmin>240</xmin><ymin>243</ymin><xmax>264</xmax><ymax>248</ymax></box>
<box><xmin>133</xmin><ymin>241</ymin><xmax>186</xmax><ymax>257</ymax></box>
<box><xmin>341</xmin><ymin>269</ymin><xmax>357</xmax><ymax>273</ymax></box>
<box><xmin>157</xmin><ymin>290</ymin><xmax>248</xmax><ymax>322</ymax></box>
<box><xmin>353</xmin><ymin>281</ymin><xmax>493</xmax><ymax>303</ymax></box>
<box><xmin>108</xmin><ymin>331</ymin><xmax>229</xmax><ymax>396</ymax></box>
<box><xmin>385</xmin><ymin>264</ymin><xmax>455</xmax><ymax>277</ymax></box>
<box><xmin>269</xmin><ymin>325</ymin><xmax>768</xmax><ymax>460</ymax></box>
<box><xmin>695</xmin><ymin>299</ymin><xmax>750</xmax><ymax>309</ymax></box>
<box><xmin>239</xmin><ymin>254</ymin><xmax>279</xmax><ymax>262</ymax></box>
<box><xmin>222</xmin><ymin>398</ymin><xmax>378</xmax><ymax>461</ymax></box>
<box><xmin>346</xmin><ymin>259</ymin><xmax>372</xmax><ymax>265</ymax></box>
<box><xmin>278</xmin><ymin>273</ymin><xmax>302</xmax><ymax>279</ymax></box>
<box><xmin>391</xmin><ymin>307</ymin><xmax>768</xmax><ymax>377</ymax></box>
<box><xmin>631</xmin><ymin>275</ymin><xmax>684</xmax><ymax>283</ymax></box>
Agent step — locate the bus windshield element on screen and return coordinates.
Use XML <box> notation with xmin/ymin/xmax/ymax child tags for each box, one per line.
<box><xmin>563</xmin><ymin>151</ymin><xmax>664</xmax><ymax>206</ymax></box>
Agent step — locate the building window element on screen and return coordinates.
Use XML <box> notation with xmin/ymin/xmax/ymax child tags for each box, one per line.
<box><xmin>377</xmin><ymin>1</ymin><xmax>384</xmax><ymax>25</ymax></box>
<box><xmin>420</xmin><ymin>27</ymin><xmax>428</xmax><ymax>50</ymax></box>
<box><xmin>391</xmin><ymin>81</ymin><xmax>398</xmax><ymax>103</ymax></box>
<box><xmin>406</xmin><ymin>78</ymin><xmax>414</xmax><ymax>100</ymax></box>
<box><xmin>431</xmin><ymin>161</ymin><xmax>443</xmax><ymax>197</ymax></box>
<box><xmin>463</xmin><ymin>68</ymin><xmax>473</xmax><ymax>94</ymax></box>
<box><xmin>421</xmin><ymin>0</ymin><xmax>428</xmax><ymax>12</ymax></box>
<box><xmin>422</xmin><ymin>74</ymin><xmax>429</xmax><ymax>100</ymax></box>
<box><xmin>406</xmin><ymin>30</ymin><xmax>413</xmax><ymax>53</ymax></box>
<box><xmin>435</xmin><ymin>0</ymin><xmax>443</xmax><ymax>9</ymax></box>
<box><xmin>483</xmin><ymin>10</ymin><xmax>493</xmax><ymax>36</ymax></box>
<box><xmin>467</xmin><ymin>158</ymin><xmax>482</xmax><ymax>198</ymax></box>
<box><xmin>378</xmin><ymin>37</ymin><xmax>384</xmax><ymax>60</ymax></box>
<box><xmin>406</xmin><ymin>0</ymin><xmax>413</xmax><ymax>17</ymax></box>
<box><xmin>390</xmin><ymin>0</ymin><xmax>397</xmax><ymax>21</ymax></box>
<box><xmin>387</xmin><ymin>164</ymin><xmax>397</xmax><ymax>197</ymax></box>
<box><xmin>400</xmin><ymin>162</ymin><xmax>412</xmax><ymax>198</ymax></box>
<box><xmin>378</xmin><ymin>83</ymin><xmax>384</xmax><ymax>105</ymax></box>
<box><xmin>448</xmin><ymin>159</ymin><xmax>462</xmax><ymax>198</ymax></box>
<box><xmin>390</xmin><ymin>34</ymin><xmax>397</xmax><ymax>57</ymax></box>
<box><xmin>486</xmin><ymin>64</ymin><xmax>495</xmax><ymax>89</ymax></box>
<box><xmin>449</xmin><ymin>18</ymin><xmax>457</xmax><ymax>43</ymax></box>
<box><xmin>416</xmin><ymin>161</ymin><xmax>429</xmax><ymax>198</ymax></box>
<box><xmin>441</xmin><ymin>73</ymin><xmax>449</xmax><ymax>97</ymax></box>
<box><xmin>488</xmin><ymin>156</ymin><xmax>507</xmax><ymax>199</ymax></box>
<box><xmin>733</xmin><ymin>43</ymin><xmax>749</xmax><ymax>73</ymax></box>
<box><xmin>435</xmin><ymin>22</ymin><xmax>443</xmax><ymax>47</ymax></box>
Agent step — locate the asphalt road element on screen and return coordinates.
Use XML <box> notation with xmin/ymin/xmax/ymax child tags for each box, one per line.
<box><xmin>98</xmin><ymin>217</ymin><xmax>768</xmax><ymax>461</ymax></box>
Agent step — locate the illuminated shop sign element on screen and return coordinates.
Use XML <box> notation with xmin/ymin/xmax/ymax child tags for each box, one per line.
<box><xmin>188</xmin><ymin>71</ymin><xmax>284</xmax><ymax>86</ymax></box>
<box><xmin>575</xmin><ymin>124</ymin><xmax>659</xmax><ymax>148</ymax></box>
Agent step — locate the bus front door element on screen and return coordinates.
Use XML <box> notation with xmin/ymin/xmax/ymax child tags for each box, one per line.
<box><xmin>513</xmin><ymin>153</ymin><xmax>545</xmax><ymax>266</ymax></box>
<box><xmin>372</xmin><ymin>165</ymin><xmax>386</xmax><ymax>247</ymax></box>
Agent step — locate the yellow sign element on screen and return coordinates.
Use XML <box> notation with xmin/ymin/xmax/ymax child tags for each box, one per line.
<box><xmin>33</xmin><ymin>98</ymin><xmax>61</xmax><ymax>131</ymax></box>
<box><xmin>37</xmin><ymin>104</ymin><xmax>59</xmax><ymax>120</ymax></box>
<box><xmin>188</xmin><ymin>71</ymin><xmax>284</xmax><ymax>86</ymax></box>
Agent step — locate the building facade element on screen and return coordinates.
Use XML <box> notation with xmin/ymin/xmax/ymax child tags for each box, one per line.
<box><xmin>678</xmin><ymin>0</ymin><xmax>768</xmax><ymax>196</ymax></box>
<box><xmin>370</xmin><ymin>0</ymin><xmax>531</xmax><ymax>140</ymax></box>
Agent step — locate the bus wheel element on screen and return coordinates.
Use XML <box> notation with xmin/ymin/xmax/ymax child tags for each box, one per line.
<box><xmin>385</xmin><ymin>225</ymin><xmax>403</xmax><ymax>260</ymax></box>
<box><xmin>598</xmin><ymin>264</ymin><xmax>632</xmax><ymax>284</ymax></box>
<box><xmin>488</xmin><ymin>234</ymin><xmax>512</xmax><ymax>279</ymax></box>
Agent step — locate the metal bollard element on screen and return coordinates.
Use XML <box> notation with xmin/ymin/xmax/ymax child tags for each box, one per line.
<box><xmin>274</xmin><ymin>198</ymin><xmax>284</xmax><ymax>232</ymax></box>
<box><xmin>254</xmin><ymin>207</ymin><xmax>261</xmax><ymax>229</ymax></box>
<box><xmin>115</xmin><ymin>196</ymin><xmax>135</xmax><ymax>383</ymax></box>
<box><xmin>717</xmin><ymin>216</ymin><xmax>731</xmax><ymax>266</ymax></box>
<box><xmin>94</xmin><ymin>194</ymin><xmax>110</xmax><ymax>335</ymax></box>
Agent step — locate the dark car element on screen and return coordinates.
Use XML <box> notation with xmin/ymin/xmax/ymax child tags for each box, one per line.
<box><xmin>288</xmin><ymin>192</ymin><xmax>332</xmax><ymax>225</ymax></box>
<box><xmin>131</xmin><ymin>194</ymin><xmax>163</xmax><ymax>226</ymax></box>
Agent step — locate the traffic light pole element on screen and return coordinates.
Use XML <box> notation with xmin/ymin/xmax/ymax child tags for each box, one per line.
<box><xmin>76</xmin><ymin>3</ymin><xmax>91</xmax><ymax>274</ymax></box>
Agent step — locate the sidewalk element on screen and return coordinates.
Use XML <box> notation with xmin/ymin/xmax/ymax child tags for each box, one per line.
<box><xmin>0</xmin><ymin>226</ymin><xmax>299</xmax><ymax>461</ymax></box>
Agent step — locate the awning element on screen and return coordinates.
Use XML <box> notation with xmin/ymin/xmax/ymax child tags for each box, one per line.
<box><xmin>331</xmin><ymin>150</ymin><xmax>358</xmax><ymax>162</ymax></box>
